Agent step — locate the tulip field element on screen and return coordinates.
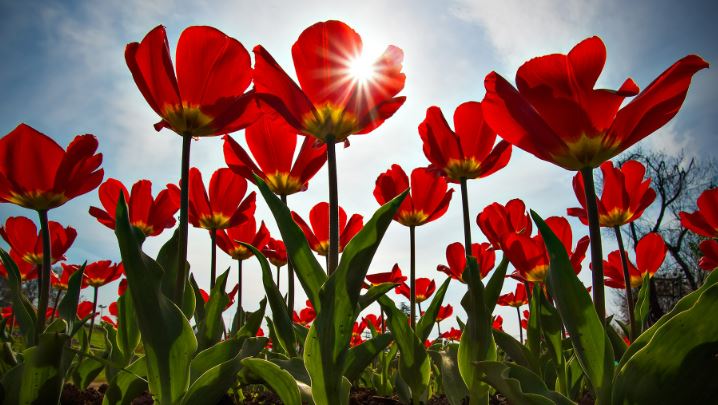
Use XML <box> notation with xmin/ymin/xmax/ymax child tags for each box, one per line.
<box><xmin>1</xmin><ymin>18</ymin><xmax>717</xmax><ymax>405</ymax></box>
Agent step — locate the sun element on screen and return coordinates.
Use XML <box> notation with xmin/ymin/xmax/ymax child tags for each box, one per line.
<box><xmin>347</xmin><ymin>53</ymin><xmax>377</xmax><ymax>84</ymax></box>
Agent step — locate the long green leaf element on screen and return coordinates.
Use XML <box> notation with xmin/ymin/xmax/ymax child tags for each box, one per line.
<box><xmin>539</xmin><ymin>292</ymin><xmax>567</xmax><ymax>394</ymax></box>
<box><xmin>242</xmin><ymin>243</ymin><xmax>296</xmax><ymax>356</ymax></box>
<box><xmin>102</xmin><ymin>356</ymin><xmax>148</xmax><ymax>405</ymax></box>
<box><xmin>114</xmin><ymin>194</ymin><xmax>197</xmax><ymax>404</ymax></box>
<box><xmin>58</xmin><ymin>263</ymin><xmax>86</xmax><ymax>335</ymax></box>
<box><xmin>532</xmin><ymin>211</ymin><xmax>613</xmax><ymax>404</ymax></box>
<box><xmin>358</xmin><ymin>283</ymin><xmax>395</xmax><ymax>312</ymax></box>
<box><xmin>492</xmin><ymin>328</ymin><xmax>541</xmax><ymax>374</ymax></box>
<box><xmin>343</xmin><ymin>332</ymin><xmax>393</xmax><ymax>382</ymax></box>
<box><xmin>475</xmin><ymin>361</ymin><xmax>575</xmax><ymax>405</ymax></box>
<box><xmin>235</xmin><ymin>298</ymin><xmax>267</xmax><ymax>340</ymax></box>
<box><xmin>484</xmin><ymin>256</ymin><xmax>509</xmax><ymax>313</ymax></box>
<box><xmin>115</xmin><ymin>291</ymin><xmax>139</xmax><ymax>363</ymax></box>
<box><xmin>633</xmin><ymin>274</ymin><xmax>651</xmax><ymax>334</ymax></box>
<box><xmin>0</xmin><ymin>249</ymin><xmax>36</xmax><ymax>345</ymax></box>
<box><xmin>612</xmin><ymin>283</ymin><xmax>718</xmax><ymax>404</ymax></box>
<box><xmin>196</xmin><ymin>269</ymin><xmax>230</xmax><ymax>351</ymax></box>
<box><xmin>241</xmin><ymin>358</ymin><xmax>302</xmax><ymax>405</ymax></box>
<box><xmin>429</xmin><ymin>345</ymin><xmax>469</xmax><ymax>405</ymax></box>
<box><xmin>304</xmin><ymin>190</ymin><xmax>407</xmax><ymax>405</ymax></box>
<box><xmin>254</xmin><ymin>175</ymin><xmax>326</xmax><ymax>308</ymax></box>
<box><xmin>416</xmin><ymin>277</ymin><xmax>451</xmax><ymax>342</ymax></box>
<box><xmin>156</xmin><ymin>229</ymin><xmax>195</xmax><ymax>318</ymax></box>
<box><xmin>182</xmin><ymin>343</ymin><xmax>248</xmax><ymax>405</ymax></box>
<box><xmin>269</xmin><ymin>357</ymin><xmax>314</xmax><ymax>403</ymax></box>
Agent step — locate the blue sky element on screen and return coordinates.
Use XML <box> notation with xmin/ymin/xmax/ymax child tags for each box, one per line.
<box><xmin>1</xmin><ymin>0</ymin><xmax>716</xmax><ymax>337</ymax></box>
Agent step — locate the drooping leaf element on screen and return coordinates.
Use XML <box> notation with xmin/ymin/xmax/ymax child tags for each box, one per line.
<box><xmin>429</xmin><ymin>345</ymin><xmax>469</xmax><ymax>405</ymax></box>
<box><xmin>475</xmin><ymin>361</ymin><xmax>575</xmax><ymax>405</ymax></box>
<box><xmin>358</xmin><ymin>283</ymin><xmax>396</xmax><ymax>312</ymax></box>
<box><xmin>114</xmin><ymin>194</ymin><xmax>197</xmax><ymax>404</ymax></box>
<box><xmin>532</xmin><ymin>211</ymin><xmax>613</xmax><ymax>404</ymax></box>
<box><xmin>492</xmin><ymin>328</ymin><xmax>541</xmax><ymax>374</ymax></box>
<box><xmin>269</xmin><ymin>357</ymin><xmax>314</xmax><ymax>403</ymax></box>
<box><xmin>241</xmin><ymin>358</ymin><xmax>302</xmax><ymax>405</ymax></box>
<box><xmin>196</xmin><ymin>269</ymin><xmax>230</xmax><ymax>351</ymax></box>
<box><xmin>102</xmin><ymin>357</ymin><xmax>148</xmax><ymax>405</ymax></box>
<box><xmin>416</xmin><ymin>277</ymin><xmax>451</xmax><ymax>342</ymax></box>
<box><xmin>343</xmin><ymin>332</ymin><xmax>393</xmax><ymax>382</ymax></box>
<box><xmin>242</xmin><ymin>243</ymin><xmax>296</xmax><ymax>356</ymax></box>
<box><xmin>612</xmin><ymin>283</ymin><xmax>718</xmax><ymax>404</ymax></box>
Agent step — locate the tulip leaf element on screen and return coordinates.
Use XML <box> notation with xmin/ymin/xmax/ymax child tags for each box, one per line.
<box><xmin>343</xmin><ymin>332</ymin><xmax>393</xmax><ymax>382</ymax></box>
<box><xmin>242</xmin><ymin>243</ymin><xmax>296</xmax><ymax>356</ymax></box>
<box><xmin>115</xmin><ymin>291</ymin><xmax>140</xmax><ymax>363</ymax></box>
<box><xmin>236</xmin><ymin>298</ymin><xmax>267</xmax><ymax>340</ymax></box>
<box><xmin>429</xmin><ymin>345</ymin><xmax>469</xmax><ymax>405</ymax></box>
<box><xmin>196</xmin><ymin>269</ymin><xmax>230</xmax><ymax>351</ymax></box>
<box><xmin>531</xmin><ymin>211</ymin><xmax>613</xmax><ymax>404</ymax></box>
<box><xmin>358</xmin><ymin>283</ymin><xmax>396</xmax><ymax>312</ymax></box>
<box><xmin>241</xmin><ymin>358</ymin><xmax>302</xmax><ymax>405</ymax></box>
<box><xmin>378</xmin><ymin>295</ymin><xmax>431</xmax><ymax>402</ymax></box>
<box><xmin>254</xmin><ymin>175</ymin><xmax>326</xmax><ymax>308</ymax></box>
<box><xmin>539</xmin><ymin>292</ymin><xmax>568</xmax><ymax>394</ymax></box>
<box><xmin>416</xmin><ymin>277</ymin><xmax>451</xmax><ymax>342</ymax></box>
<box><xmin>114</xmin><ymin>194</ymin><xmax>197</xmax><ymax>404</ymax></box>
<box><xmin>526</xmin><ymin>283</ymin><xmax>542</xmax><ymax>359</ymax></box>
<box><xmin>484</xmin><ymin>256</ymin><xmax>509</xmax><ymax>313</ymax></box>
<box><xmin>269</xmin><ymin>357</ymin><xmax>314</xmax><ymax>403</ymax></box>
<box><xmin>73</xmin><ymin>327</ymin><xmax>112</xmax><ymax>389</ymax></box>
<box><xmin>633</xmin><ymin>274</ymin><xmax>651</xmax><ymax>333</ymax></box>
<box><xmin>56</xmin><ymin>262</ymin><xmax>85</xmax><ymax>335</ymax></box>
<box><xmin>457</xmin><ymin>257</ymin><xmax>496</xmax><ymax>402</ymax></box>
<box><xmin>102</xmin><ymin>356</ymin><xmax>148</xmax><ymax>405</ymax></box>
<box><xmin>156</xmin><ymin>229</ymin><xmax>195</xmax><ymax>318</ymax></box>
<box><xmin>0</xmin><ymin>249</ymin><xmax>36</xmax><ymax>345</ymax></box>
<box><xmin>492</xmin><ymin>328</ymin><xmax>541</xmax><ymax>374</ymax></box>
<box><xmin>303</xmin><ymin>190</ymin><xmax>407</xmax><ymax>405</ymax></box>
<box><xmin>475</xmin><ymin>361</ymin><xmax>575</xmax><ymax>405</ymax></box>
<box><xmin>612</xmin><ymin>282</ymin><xmax>718</xmax><ymax>404</ymax></box>
<box><xmin>605</xmin><ymin>320</ymin><xmax>627</xmax><ymax>361</ymax></box>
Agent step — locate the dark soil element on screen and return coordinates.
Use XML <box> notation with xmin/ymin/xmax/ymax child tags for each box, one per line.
<box><xmin>60</xmin><ymin>383</ymin><xmax>107</xmax><ymax>405</ymax></box>
<box><xmin>350</xmin><ymin>387</ymin><xmax>401</xmax><ymax>404</ymax></box>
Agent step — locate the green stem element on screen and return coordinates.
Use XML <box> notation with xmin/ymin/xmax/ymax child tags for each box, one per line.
<box><xmin>614</xmin><ymin>226</ymin><xmax>637</xmax><ymax>341</ymax></box>
<box><xmin>281</xmin><ymin>194</ymin><xmax>295</xmax><ymax>316</ymax></box>
<box><xmin>51</xmin><ymin>288</ymin><xmax>62</xmax><ymax>322</ymax></box>
<box><xmin>237</xmin><ymin>259</ymin><xmax>243</xmax><ymax>327</ymax></box>
<box><xmin>410</xmin><ymin>225</ymin><xmax>416</xmax><ymax>329</ymax></box>
<box><xmin>580</xmin><ymin>167</ymin><xmax>606</xmax><ymax>321</ymax></box>
<box><xmin>210</xmin><ymin>229</ymin><xmax>217</xmax><ymax>290</ymax></box>
<box><xmin>87</xmin><ymin>286</ymin><xmax>99</xmax><ymax>351</ymax></box>
<box><xmin>326</xmin><ymin>136</ymin><xmax>339</xmax><ymax>275</ymax></box>
<box><xmin>516</xmin><ymin>306</ymin><xmax>523</xmax><ymax>344</ymax></box>
<box><xmin>276</xmin><ymin>265</ymin><xmax>281</xmax><ymax>290</ymax></box>
<box><xmin>437</xmin><ymin>321</ymin><xmax>442</xmax><ymax>336</ymax></box>
<box><xmin>176</xmin><ymin>133</ymin><xmax>192</xmax><ymax>304</ymax></box>
<box><xmin>460</xmin><ymin>177</ymin><xmax>472</xmax><ymax>251</ymax></box>
<box><xmin>36</xmin><ymin>209</ymin><xmax>51</xmax><ymax>344</ymax></box>
<box><xmin>380</xmin><ymin>308</ymin><xmax>385</xmax><ymax>334</ymax></box>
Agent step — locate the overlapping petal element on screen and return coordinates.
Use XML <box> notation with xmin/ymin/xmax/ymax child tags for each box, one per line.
<box><xmin>291</xmin><ymin>202</ymin><xmax>363</xmax><ymax>256</ymax></box>
<box><xmin>186</xmin><ymin>167</ymin><xmax>255</xmax><ymax>230</ymax></box>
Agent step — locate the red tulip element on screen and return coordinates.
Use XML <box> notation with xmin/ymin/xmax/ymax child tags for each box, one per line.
<box><xmin>183</xmin><ymin>167</ymin><xmax>256</xmax><ymax>230</ymax></box>
<box><xmin>125</xmin><ymin>25</ymin><xmax>259</xmax><ymax>137</ymax></box>
<box><xmin>435</xmin><ymin>304</ymin><xmax>453</xmax><ymax>323</ymax></box>
<box><xmin>497</xmin><ymin>283</ymin><xmax>528</xmax><ymax>307</ymax></box>
<box><xmin>293</xmin><ymin>300</ymin><xmax>316</xmax><ymax>327</ymax></box>
<box><xmin>476</xmin><ymin>199</ymin><xmax>532</xmax><ymax>250</ymax></box>
<box><xmin>198</xmin><ymin>284</ymin><xmax>240</xmax><ymax>310</ymax></box>
<box><xmin>437</xmin><ymin>242</ymin><xmax>495</xmax><ymax>282</ymax></box>
<box><xmin>77</xmin><ymin>301</ymin><xmax>97</xmax><ymax>319</ymax></box>
<box><xmin>520</xmin><ymin>310</ymin><xmax>530</xmax><ymax>330</ymax></box>
<box><xmin>699</xmin><ymin>240</ymin><xmax>718</xmax><ymax>272</ymax></box>
<box><xmin>0</xmin><ymin>250</ymin><xmax>37</xmax><ymax>281</ymax></box>
<box><xmin>291</xmin><ymin>202</ymin><xmax>363</xmax><ymax>256</ymax></box>
<box><xmin>504</xmin><ymin>217</ymin><xmax>590</xmax><ymax>282</ymax></box>
<box><xmin>482</xmin><ymin>36</ymin><xmax>708</xmax><ymax>170</ymax></box>
<box><xmin>80</xmin><ymin>261</ymin><xmax>124</xmax><ymax>289</ymax></box>
<box><xmin>253</xmin><ymin>20</ymin><xmax>406</xmax><ymax>143</ymax></box>
<box><xmin>366</xmin><ymin>263</ymin><xmax>408</xmax><ymax>286</ymax></box>
<box><xmin>396</xmin><ymin>278</ymin><xmax>436</xmax><ymax>303</ymax></box>
<box><xmin>374</xmin><ymin>165</ymin><xmax>454</xmax><ymax>227</ymax></box>
<box><xmin>492</xmin><ymin>315</ymin><xmax>504</xmax><ymax>331</ymax></box>
<box><xmin>224</xmin><ymin>115</ymin><xmax>327</xmax><ymax>195</ymax></box>
<box><xmin>216</xmin><ymin>217</ymin><xmax>270</xmax><ymax>261</ymax></box>
<box><xmin>53</xmin><ymin>263</ymin><xmax>79</xmax><ymax>290</ymax></box>
<box><xmin>350</xmin><ymin>321</ymin><xmax>367</xmax><ymax>347</ymax></box>
<box><xmin>419</xmin><ymin>102</ymin><xmax>512</xmax><ymax>181</ymax></box>
<box><xmin>361</xmin><ymin>314</ymin><xmax>384</xmax><ymax>332</ymax></box>
<box><xmin>118</xmin><ymin>279</ymin><xmax>128</xmax><ymax>296</ymax></box>
<box><xmin>602</xmin><ymin>232</ymin><xmax>666</xmax><ymax>288</ymax></box>
<box><xmin>440</xmin><ymin>327</ymin><xmax>462</xmax><ymax>341</ymax></box>
<box><xmin>568</xmin><ymin>160</ymin><xmax>655</xmax><ymax>227</ymax></box>
<box><xmin>0</xmin><ymin>124</ymin><xmax>103</xmax><ymax>211</ymax></box>
<box><xmin>680</xmin><ymin>188</ymin><xmax>718</xmax><ymax>238</ymax></box>
<box><xmin>89</xmin><ymin>178</ymin><xmax>179</xmax><ymax>236</ymax></box>
<box><xmin>0</xmin><ymin>216</ymin><xmax>76</xmax><ymax>266</ymax></box>
<box><xmin>2</xmin><ymin>306</ymin><xmax>14</xmax><ymax>323</ymax></box>
<box><xmin>262</xmin><ymin>238</ymin><xmax>288</xmax><ymax>267</ymax></box>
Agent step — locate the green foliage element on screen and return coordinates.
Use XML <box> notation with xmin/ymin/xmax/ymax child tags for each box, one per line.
<box><xmin>241</xmin><ymin>358</ymin><xmax>302</xmax><ymax>405</ymax></box>
<box><xmin>475</xmin><ymin>361</ymin><xmax>574</xmax><ymax>405</ymax></box>
<box><xmin>343</xmin><ymin>332</ymin><xmax>393</xmax><ymax>382</ymax></box>
<box><xmin>429</xmin><ymin>345</ymin><xmax>468</xmax><ymax>405</ymax></box>
<box><xmin>102</xmin><ymin>357</ymin><xmax>148</xmax><ymax>405</ymax></box>
<box><xmin>195</xmin><ymin>269</ymin><xmax>230</xmax><ymax>351</ymax></box>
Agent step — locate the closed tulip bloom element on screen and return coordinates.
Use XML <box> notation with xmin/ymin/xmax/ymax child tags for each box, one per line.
<box><xmin>568</xmin><ymin>160</ymin><xmax>655</xmax><ymax>227</ymax></box>
<box><xmin>482</xmin><ymin>36</ymin><xmax>708</xmax><ymax>170</ymax></box>
<box><xmin>680</xmin><ymin>188</ymin><xmax>718</xmax><ymax>238</ymax></box>
<box><xmin>504</xmin><ymin>217</ymin><xmax>590</xmax><ymax>282</ymax></box>
<box><xmin>437</xmin><ymin>242</ymin><xmax>495</xmax><ymax>282</ymax></box>
<box><xmin>216</xmin><ymin>217</ymin><xmax>270</xmax><ymax>261</ymax></box>
<box><xmin>419</xmin><ymin>102</ymin><xmax>511</xmax><ymax>181</ymax></box>
<box><xmin>224</xmin><ymin>115</ymin><xmax>327</xmax><ymax>195</ymax></box>
<box><xmin>183</xmin><ymin>168</ymin><xmax>256</xmax><ymax>231</ymax></box>
<box><xmin>366</xmin><ymin>263</ymin><xmax>407</xmax><ymax>286</ymax></box>
<box><xmin>497</xmin><ymin>283</ymin><xmax>528</xmax><ymax>307</ymax></box>
<box><xmin>374</xmin><ymin>165</ymin><xmax>453</xmax><ymax>227</ymax></box>
<box><xmin>396</xmin><ymin>278</ymin><xmax>436</xmax><ymax>303</ymax></box>
<box><xmin>291</xmin><ymin>202</ymin><xmax>363</xmax><ymax>256</ymax></box>
<box><xmin>602</xmin><ymin>232</ymin><xmax>667</xmax><ymax>288</ymax></box>
<box><xmin>262</xmin><ymin>238</ymin><xmax>288</xmax><ymax>267</ymax></box>
<box><xmin>89</xmin><ymin>178</ymin><xmax>179</xmax><ymax>236</ymax></box>
<box><xmin>0</xmin><ymin>216</ymin><xmax>76</xmax><ymax>265</ymax></box>
<box><xmin>125</xmin><ymin>25</ymin><xmax>259</xmax><ymax>137</ymax></box>
<box><xmin>477</xmin><ymin>199</ymin><xmax>532</xmax><ymax>250</ymax></box>
<box><xmin>253</xmin><ymin>20</ymin><xmax>406</xmax><ymax>144</ymax></box>
<box><xmin>0</xmin><ymin>124</ymin><xmax>103</xmax><ymax>211</ymax></box>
